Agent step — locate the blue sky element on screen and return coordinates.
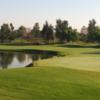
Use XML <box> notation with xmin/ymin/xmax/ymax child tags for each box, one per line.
<box><xmin>0</xmin><ymin>0</ymin><xmax>100</xmax><ymax>30</ymax></box>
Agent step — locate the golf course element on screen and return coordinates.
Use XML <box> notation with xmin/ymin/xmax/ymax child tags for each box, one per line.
<box><xmin>0</xmin><ymin>43</ymin><xmax>100</xmax><ymax>100</ymax></box>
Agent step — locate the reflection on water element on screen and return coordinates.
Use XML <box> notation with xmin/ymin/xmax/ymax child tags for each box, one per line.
<box><xmin>0</xmin><ymin>50</ymin><xmax>58</xmax><ymax>69</ymax></box>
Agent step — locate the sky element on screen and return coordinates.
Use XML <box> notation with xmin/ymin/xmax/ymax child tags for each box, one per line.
<box><xmin>0</xmin><ymin>0</ymin><xmax>100</xmax><ymax>31</ymax></box>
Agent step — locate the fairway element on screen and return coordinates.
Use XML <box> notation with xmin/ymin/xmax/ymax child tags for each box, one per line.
<box><xmin>0</xmin><ymin>44</ymin><xmax>100</xmax><ymax>100</ymax></box>
<box><xmin>37</xmin><ymin>57</ymin><xmax>100</xmax><ymax>72</ymax></box>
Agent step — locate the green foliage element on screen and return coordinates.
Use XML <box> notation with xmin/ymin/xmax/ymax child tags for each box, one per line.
<box><xmin>55</xmin><ymin>19</ymin><xmax>69</xmax><ymax>42</ymax></box>
<box><xmin>17</xmin><ymin>26</ymin><xmax>27</xmax><ymax>37</ymax></box>
<box><xmin>31</xmin><ymin>23</ymin><xmax>40</xmax><ymax>37</ymax></box>
<box><xmin>41</xmin><ymin>21</ymin><xmax>54</xmax><ymax>43</ymax></box>
<box><xmin>79</xmin><ymin>34</ymin><xmax>87</xmax><ymax>42</ymax></box>
<box><xmin>87</xmin><ymin>19</ymin><xmax>100</xmax><ymax>42</ymax></box>
<box><xmin>55</xmin><ymin>19</ymin><xmax>79</xmax><ymax>43</ymax></box>
<box><xmin>67</xmin><ymin>27</ymin><xmax>79</xmax><ymax>42</ymax></box>
<box><xmin>1</xmin><ymin>19</ymin><xmax>100</xmax><ymax>44</ymax></box>
<box><xmin>0</xmin><ymin>24</ymin><xmax>11</xmax><ymax>43</ymax></box>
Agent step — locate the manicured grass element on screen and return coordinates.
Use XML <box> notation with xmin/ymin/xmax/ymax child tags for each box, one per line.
<box><xmin>0</xmin><ymin>43</ymin><xmax>100</xmax><ymax>100</ymax></box>
<box><xmin>0</xmin><ymin>67</ymin><xmax>100</xmax><ymax>100</ymax></box>
<box><xmin>37</xmin><ymin>57</ymin><xmax>100</xmax><ymax>71</ymax></box>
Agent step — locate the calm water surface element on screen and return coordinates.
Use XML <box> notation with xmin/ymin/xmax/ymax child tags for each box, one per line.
<box><xmin>0</xmin><ymin>50</ymin><xmax>58</xmax><ymax>69</ymax></box>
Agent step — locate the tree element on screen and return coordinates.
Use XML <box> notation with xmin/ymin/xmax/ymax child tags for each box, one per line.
<box><xmin>48</xmin><ymin>25</ymin><xmax>54</xmax><ymax>43</ymax></box>
<box><xmin>9</xmin><ymin>23</ymin><xmax>16</xmax><ymax>41</ymax></box>
<box><xmin>87</xmin><ymin>19</ymin><xmax>97</xmax><ymax>42</ymax></box>
<box><xmin>10</xmin><ymin>23</ymin><xmax>14</xmax><ymax>32</ymax></box>
<box><xmin>79</xmin><ymin>34</ymin><xmax>87</xmax><ymax>42</ymax></box>
<box><xmin>41</xmin><ymin>21</ymin><xmax>54</xmax><ymax>43</ymax></box>
<box><xmin>55</xmin><ymin>19</ymin><xmax>69</xmax><ymax>43</ymax></box>
<box><xmin>67</xmin><ymin>27</ymin><xmax>79</xmax><ymax>42</ymax></box>
<box><xmin>17</xmin><ymin>26</ymin><xmax>27</xmax><ymax>38</ymax></box>
<box><xmin>31</xmin><ymin>23</ymin><xmax>40</xmax><ymax>37</ymax></box>
<box><xmin>0</xmin><ymin>24</ymin><xmax>11</xmax><ymax>43</ymax></box>
<box><xmin>93</xmin><ymin>27</ymin><xmax>100</xmax><ymax>42</ymax></box>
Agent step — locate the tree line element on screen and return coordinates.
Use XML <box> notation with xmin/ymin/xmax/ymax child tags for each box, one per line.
<box><xmin>0</xmin><ymin>19</ymin><xmax>100</xmax><ymax>44</ymax></box>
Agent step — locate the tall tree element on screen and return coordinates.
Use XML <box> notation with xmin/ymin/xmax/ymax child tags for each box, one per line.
<box><xmin>67</xmin><ymin>27</ymin><xmax>78</xmax><ymax>42</ymax></box>
<box><xmin>87</xmin><ymin>19</ymin><xmax>97</xmax><ymax>42</ymax></box>
<box><xmin>93</xmin><ymin>27</ymin><xmax>100</xmax><ymax>42</ymax></box>
<box><xmin>41</xmin><ymin>21</ymin><xmax>54</xmax><ymax>43</ymax></box>
<box><xmin>31</xmin><ymin>23</ymin><xmax>40</xmax><ymax>37</ymax></box>
<box><xmin>9</xmin><ymin>23</ymin><xmax>15</xmax><ymax>41</ymax></box>
<box><xmin>17</xmin><ymin>26</ymin><xmax>27</xmax><ymax>38</ymax></box>
<box><xmin>10</xmin><ymin>23</ymin><xmax>14</xmax><ymax>32</ymax></box>
<box><xmin>0</xmin><ymin>24</ymin><xmax>11</xmax><ymax>43</ymax></box>
<box><xmin>55</xmin><ymin>19</ymin><xmax>69</xmax><ymax>43</ymax></box>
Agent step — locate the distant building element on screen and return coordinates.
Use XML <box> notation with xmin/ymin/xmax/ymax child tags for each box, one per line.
<box><xmin>81</xmin><ymin>26</ymin><xmax>88</xmax><ymax>34</ymax></box>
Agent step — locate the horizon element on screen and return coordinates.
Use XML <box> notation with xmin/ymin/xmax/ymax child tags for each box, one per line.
<box><xmin>0</xmin><ymin>0</ymin><xmax>100</xmax><ymax>31</ymax></box>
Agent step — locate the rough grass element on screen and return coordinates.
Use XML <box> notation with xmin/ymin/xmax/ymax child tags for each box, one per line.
<box><xmin>0</xmin><ymin>43</ymin><xmax>100</xmax><ymax>100</ymax></box>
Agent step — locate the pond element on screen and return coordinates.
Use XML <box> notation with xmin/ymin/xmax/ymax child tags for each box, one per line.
<box><xmin>0</xmin><ymin>50</ymin><xmax>59</xmax><ymax>69</ymax></box>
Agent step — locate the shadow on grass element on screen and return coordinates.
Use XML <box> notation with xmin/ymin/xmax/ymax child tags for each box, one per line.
<box><xmin>82</xmin><ymin>51</ymin><xmax>100</xmax><ymax>55</ymax></box>
<box><xmin>57</xmin><ymin>44</ymin><xmax>100</xmax><ymax>49</ymax></box>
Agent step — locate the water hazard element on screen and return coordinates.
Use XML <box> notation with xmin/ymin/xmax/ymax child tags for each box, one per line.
<box><xmin>0</xmin><ymin>50</ymin><xmax>59</xmax><ymax>69</ymax></box>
